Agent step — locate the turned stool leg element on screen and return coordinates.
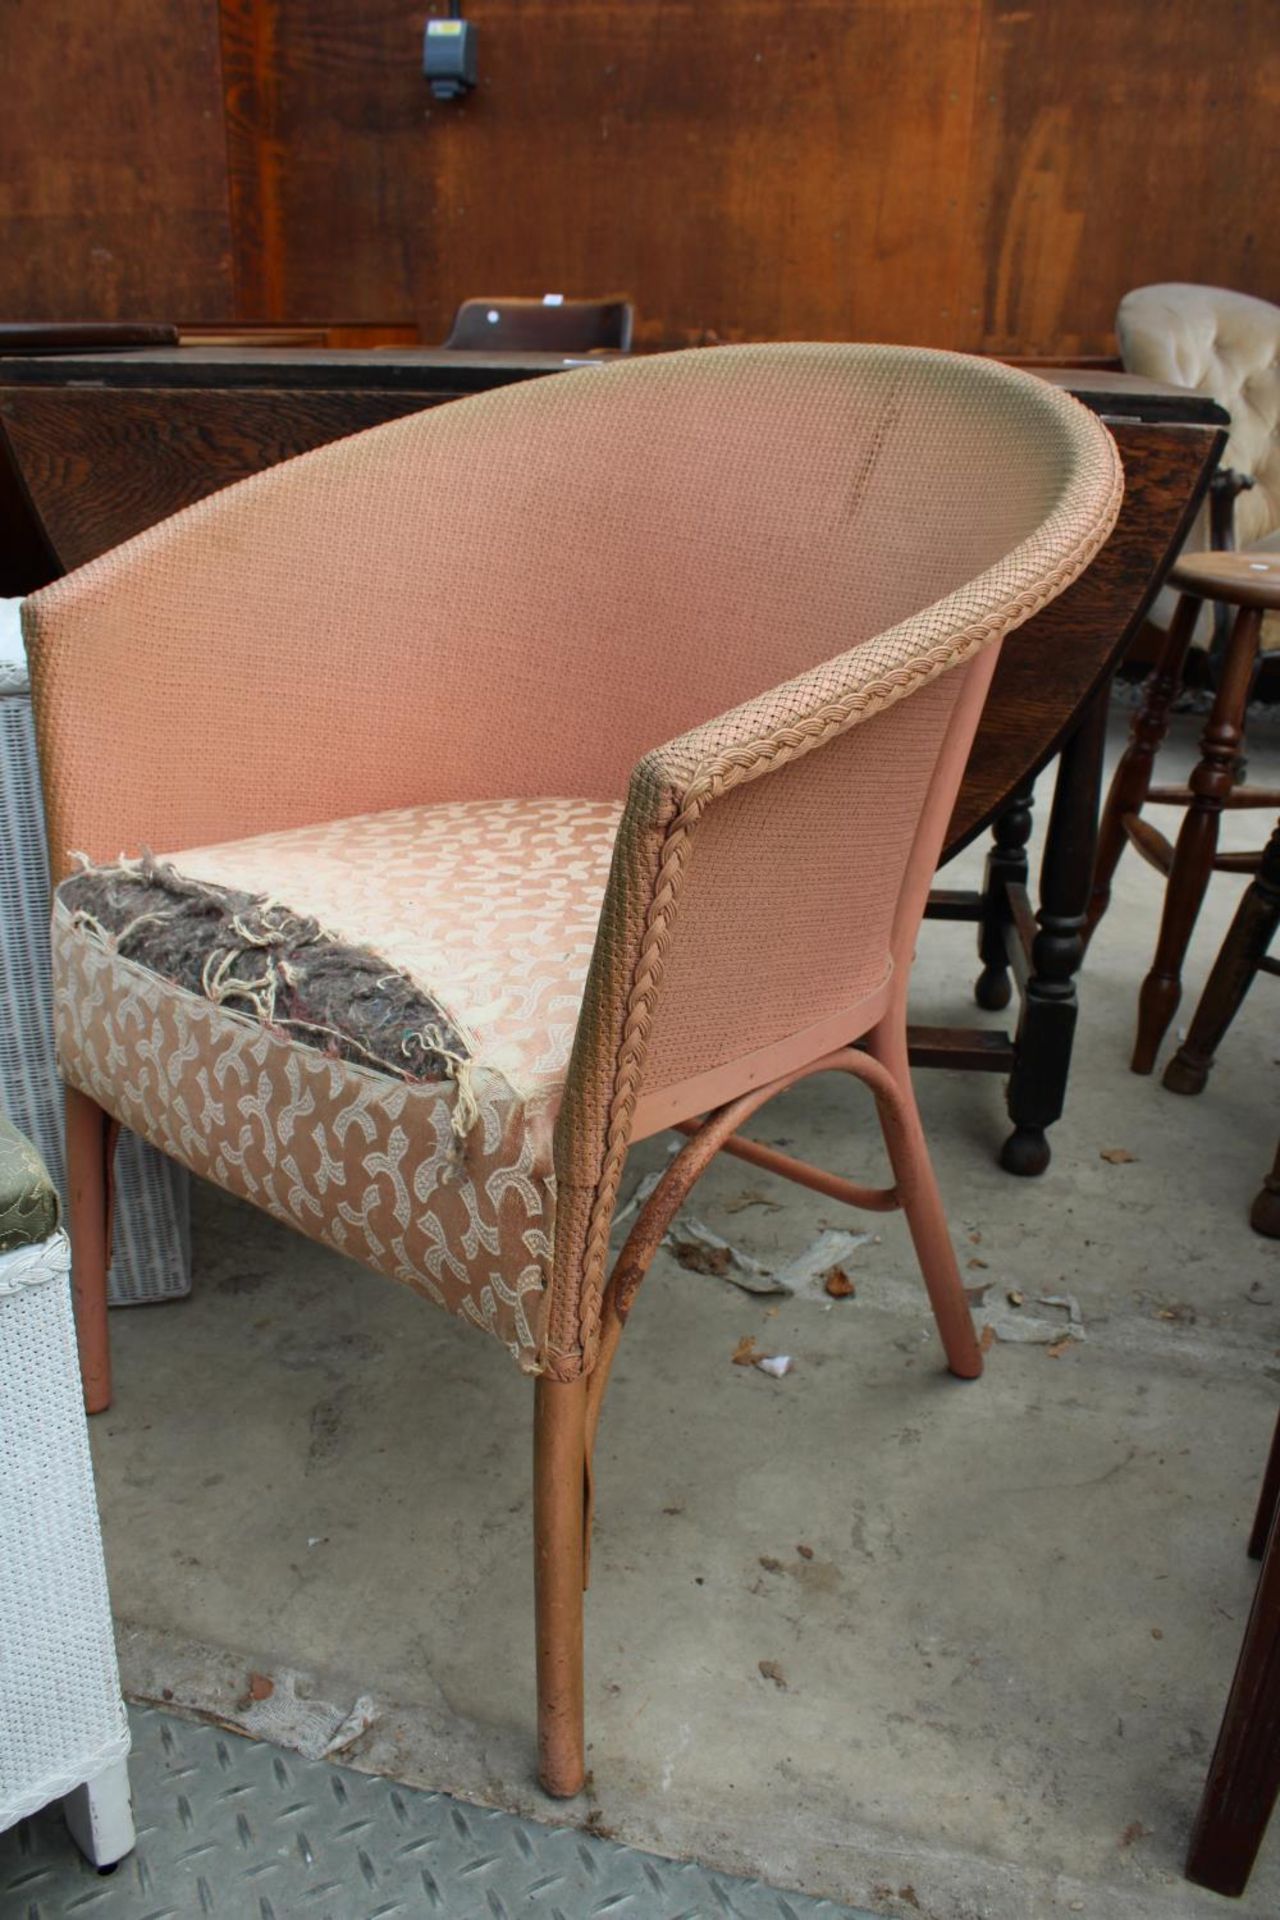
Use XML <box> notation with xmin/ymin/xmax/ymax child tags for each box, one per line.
<box><xmin>1132</xmin><ymin>603</ymin><xmax>1262</xmax><ymax>1074</ymax></box>
<box><xmin>1164</xmin><ymin>815</ymin><xmax>1280</xmax><ymax>1094</ymax></box>
<box><xmin>1087</xmin><ymin>593</ymin><xmax>1201</xmax><ymax>943</ymax></box>
<box><xmin>1186</xmin><ymin>1411</ymin><xmax>1280</xmax><ymax>1898</ymax></box>
<box><xmin>1249</xmin><ymin>1413</ymin><xmax>1280</xmax><ymax>1561</ymax></box>
<box><xmin>1251</xmin><ymin>1142</ymin><xmax>1280</xmax><ymax>1241</ymax></box>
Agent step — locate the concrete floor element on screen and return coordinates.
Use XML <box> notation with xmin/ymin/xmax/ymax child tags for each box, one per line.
<box><xmin>88</xmin><ymin>708</ymin><xmax>1279</xmax><ymax>1920</ymax></box>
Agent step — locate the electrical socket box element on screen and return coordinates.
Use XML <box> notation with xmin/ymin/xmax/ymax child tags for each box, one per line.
<box><xmin>424</xmin><ymin>17</ymin><xmax>477</xmax><ymax>100</ymax></box>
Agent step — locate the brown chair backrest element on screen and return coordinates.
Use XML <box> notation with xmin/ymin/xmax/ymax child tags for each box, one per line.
<box><xmin>442</xmin><ymin>297</ymin><xmax>634</xmax><ymax>355</ymax></box>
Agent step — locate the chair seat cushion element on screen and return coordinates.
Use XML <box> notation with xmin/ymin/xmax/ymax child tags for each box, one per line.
<box><xmin>0</xmin><ymin>1115</ymin><xmax>59</xmax><ymax>1255</ymax></box>
<box><xmin>52</xmin><ymin>798</ymin><xmax>622</xmax><ymax>1369</ymax></box>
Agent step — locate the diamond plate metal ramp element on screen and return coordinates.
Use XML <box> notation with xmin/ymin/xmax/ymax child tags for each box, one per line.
<box><xmin>0</xmin><ymin>1707</ymin><xmax>877</xmax><ymax>1919</ymax></box>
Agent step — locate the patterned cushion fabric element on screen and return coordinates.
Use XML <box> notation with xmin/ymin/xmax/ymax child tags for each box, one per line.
<box><xmin>52</xmin><ymin>797</ymin><xmax>623</xmax><ymax>1370</ymax></box>
<box><xmin>0</xmin><ymin>1115</ymin><xmax>59</xmax><ymax>1254</ymax></box>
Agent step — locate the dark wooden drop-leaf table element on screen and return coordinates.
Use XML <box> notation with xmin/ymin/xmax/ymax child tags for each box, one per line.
<box><xmin>0</xmin><ymin>347</ymin><xmax>1227</xmax><ymax>1173</ymax></box>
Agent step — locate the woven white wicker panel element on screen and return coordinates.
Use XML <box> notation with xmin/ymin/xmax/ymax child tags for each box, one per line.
<box><xmin>0</xmin><ymin>678</ymin><xmax>191</xmax><ymax>1304</ymax></box>
<box><xmin>0</xmin><ymin>1231</ymin><xmax>131</xmax><ymax>1832</ymax></box>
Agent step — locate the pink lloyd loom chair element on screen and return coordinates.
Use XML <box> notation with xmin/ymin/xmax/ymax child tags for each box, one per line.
<box><xmin>24</xmin><ymin>344</ymin><xmax>1121</xmax><ymax>1797</ymax></box>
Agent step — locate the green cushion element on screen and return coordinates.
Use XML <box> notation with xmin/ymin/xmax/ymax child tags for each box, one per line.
<box><xmin>0</xmin><ymin>1113</ymin><xmax>60</xmax><ymax>1253</ymax></box>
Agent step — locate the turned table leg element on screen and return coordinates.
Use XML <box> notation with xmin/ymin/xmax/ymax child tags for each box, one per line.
<box><xmin>1001</xmin><ymin>683</ymin><xmax>1109</xmax><ymax>1176</ymax></box>
<box><xmin>974</xmin><ymin>783</ymin><xmax>1034</xmax><ymax>1012</ymax></box>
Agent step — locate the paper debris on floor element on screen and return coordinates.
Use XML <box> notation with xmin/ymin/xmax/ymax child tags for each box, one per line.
<box><xmin>982</xmin><ymin>1290</ymin><xmax>1086</xmax><ymax>1346</ymax></box>
<box><xmin>670</xmin><ymin>1221</ymin><xmax>875</xmax><ymax>1300</ymax></box>
<box><xmin>234</xmin><ymin>1666</ymin><xmax>379</xmax><ymax>1761</ymax></box>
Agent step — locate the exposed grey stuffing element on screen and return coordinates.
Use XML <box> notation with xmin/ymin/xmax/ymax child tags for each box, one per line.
<box><xmin>60</xmin><ymin>856</ymin><xmax>472</xmax><ymax>1093</ymax></box>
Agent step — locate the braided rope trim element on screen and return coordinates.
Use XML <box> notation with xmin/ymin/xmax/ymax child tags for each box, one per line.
<box><xmin>0</xmin><ymin>1229</ymin><xmax>70</xmax><ymax>1298</ymax></box>
<box><xmin>570</xmin><ymin>464</ymin><xmax>1124</xmax><ymax>1368</ymax></box>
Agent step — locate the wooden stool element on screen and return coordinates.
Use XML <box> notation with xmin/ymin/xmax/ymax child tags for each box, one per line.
<box><xmin>1163</xmin><ymin>812</ymin><xmax>1280</xmax><ymax>1236</ymax></box>
<box><xmin>1186</xmin><ymin>1410</ymin><xmax>1280</xmax><ymax>1897</ymax></box>
<box><xmin>1097</xmin><ymin>551</ymin><xmax>1280</xmax><ymax>1073</ymax></box>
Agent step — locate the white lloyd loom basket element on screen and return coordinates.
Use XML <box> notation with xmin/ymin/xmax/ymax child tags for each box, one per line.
<box><xmin>0</xmin><ymin>633</ymin><xmax>191</xmax><ymax>1305</ymax></box>
<box><xmin>0</xmin><ymin>1225</ymin><xmax>134</xmax><ymax>1862</ymax></box>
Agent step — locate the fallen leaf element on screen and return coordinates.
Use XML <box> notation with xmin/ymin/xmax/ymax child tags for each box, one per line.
<box><xmin>1151</xmin><ymin>1626</ymin><xmax>1164</xmax><ymax>1641</ymax></box>
<box><xmin>772</xmin><ymin>1228</ymin><xmax>873</xmax><ymax>1299</ymax></box>
<box><xmin>1046</xmin><ymin>1336</ymin><xmax>1076</xmax><ymax>1359</ymax></box>
<box><xmin>897</xmin><ymin>1891</ymin><xmax>921</xmax><ymax>1913</ymax></box>
<box><xmin>823</xmin><ymin>1266</ymin><xmax>856</xmax><ymax>1299</ymax></box>
<box><xmin>722</xmin><ymin>1191</ymin><xmax>783</xmax><ymax>1215</ymax></box>
<box><xmin>667</xmin><ymin>1218</ymin><xmax>784</xmax><ymax>1295</ymax></box>
<box><xmin>967</xmin><ymin>1256</ymin><xmax>989</xmax><ymax>1271</ymax></box>
<box><xmin>1156</xmin><ymin>1302</ymin><xmax>1197</xmax><ymax>1325</ymax></box>
<box><xmin>758</xmin><ymin>1555</ymin><xmax>783</xmax><ymax>1573</ymax></box>
<box><xmin>1100</xmin><ymin>1147</ymin><xmax>1136</xmax><ymax>1165</ymax></box>
<box><xmin>758</xmin><ymin>1659</ymin><xmax>788</xmax><ymax>1690</ymax></box>
<box><xmin>732</xmin><ymin>1335</ymin><xmax>761</xmax><ymax>1367</ymax></box>
<box><xmin>1007</xmin><ymin>1288</ymin><xmax>1025</xmax><ymax>1307</ymax></box>
<box><xmin>796</xmin><ymin>1543</ymin><xmax>814</xmax><ymax>1561</ymax></box>
<box><xmin>968</xmin><ymin>1230</ymin><xmax>983</xmax><ymax>1245</ymax></box>
<box><xmin>235</xmin><ymin>1669</ymin><xmax>276</xmax><ymax>1711</ymax></box>
<box><xmin>979</xmin><ymin>1324</ymin><xmax>996</xmax><ymax>1352</ymax></box>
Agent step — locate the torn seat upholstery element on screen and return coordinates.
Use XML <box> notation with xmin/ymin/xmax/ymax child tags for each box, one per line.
<box><xmin>53</xmin><ymin>798</ymin><xmax>622</xmax><ymax>1369</ymax></box>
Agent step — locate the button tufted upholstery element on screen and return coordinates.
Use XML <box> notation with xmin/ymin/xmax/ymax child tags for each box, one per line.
<box><xmin>1118</xmin><ymin>283</ymin><xmax>1280</xmax><ymax>650</ymax></box>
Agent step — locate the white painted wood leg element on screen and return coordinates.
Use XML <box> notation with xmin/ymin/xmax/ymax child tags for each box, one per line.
<box><xmin>62</xmin><ymin>1758</ymin><xmax>135</xmax><ymax>1869</ymax></box>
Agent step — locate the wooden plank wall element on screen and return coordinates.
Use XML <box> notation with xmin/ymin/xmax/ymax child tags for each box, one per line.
<box><xmin>3</xmin><ymin>0</ymin><xmax>1276</xmax><ymax>354</ymax></box>
<box><xmin>0</xmin><ymin>0</ymin><xmax>233</xmax><ymax>321</ymax></box>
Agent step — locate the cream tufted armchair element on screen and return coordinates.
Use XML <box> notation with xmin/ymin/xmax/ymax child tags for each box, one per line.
<box><xmin>1117</xmin><ymin>282</ymin><xmax>1280</xmax><ymax>651</ymax></box>
<box><xmin>1090</xmin><ymin>284</ymin><xmax>1280</xmax><ymax>1071</ymax></box>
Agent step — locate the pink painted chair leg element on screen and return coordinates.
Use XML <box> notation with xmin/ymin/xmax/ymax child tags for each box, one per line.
<box><xmin>866</xmin><ymin>1021</ymin><xmax>984</xmax><ymax>1380</ymax></box>
<box><xmin>64</xmin><ymin>1086</ymin><xmax>113</xmax><ymax>1414</ymax></box>
<box><xmin>533</xmin><ymin>1375</ymin><xmax>588</xmax><ymax>1798</ymax></box>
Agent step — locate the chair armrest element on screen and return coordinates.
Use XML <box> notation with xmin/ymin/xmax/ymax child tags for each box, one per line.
<box><xmin>544</xmin><ymin>422</ymin><xmax>1124</xmax><ymax>1377</ymax></box>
